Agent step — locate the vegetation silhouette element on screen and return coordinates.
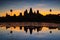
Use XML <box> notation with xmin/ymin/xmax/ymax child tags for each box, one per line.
<box><xmin>0</xmin><ymin>8</ymin><xmax>60</xmax><ymax>23</ymax></box>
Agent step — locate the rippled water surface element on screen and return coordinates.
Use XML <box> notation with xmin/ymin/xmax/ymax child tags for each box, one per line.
<box><xmin>0</xmin><ymin>22</ymin><xmax>60</xmax><ymax>40</ymax></box>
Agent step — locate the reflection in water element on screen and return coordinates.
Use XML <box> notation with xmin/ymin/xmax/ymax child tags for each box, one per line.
<box><xmin>0</xmin><ymin>22</ymin><xmax>60</xmax><ymax>40</ymax></box>
<box><xmin>50</xmin><ymin>31</ymin><xmax>52</xmax><ymax>33</ymax></box>
<box><xmin>0</xmin><ymin>22</ymin><xmax>60</xmax><ymax>34</ymax></box>
<box><xmin>10</xmin><ymin>31</ymin><xmax>13</xmax><ymax>34</ymax></box>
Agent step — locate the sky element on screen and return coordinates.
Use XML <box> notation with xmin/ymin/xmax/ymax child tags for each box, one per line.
<box><xmin>0</xmin><ymin>0</ymin><xmax>60</xmax><ymax>17</ymax></box>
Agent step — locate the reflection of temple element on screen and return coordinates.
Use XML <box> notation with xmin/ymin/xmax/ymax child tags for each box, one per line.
<box><xmin>3</xmin><ymin>25</ymin><xmax>43</xmax><ymax>34</ymax></box>
<box><xmin>48</xmin><ymin>27</ymin><xmax>57</xmax><ymax>29</ymax></box>
<box><xmin>20</xmin><ymin>26</ymin><xmax>22</xmax><ymax>30</ymax></box>
<box><xmin>0</xmin><ymin>23</ymin><xmax>60</xmax><ymax>34</ymax></box>
<box><xmin>36</xmin><ymin>27</ymin><xmax>42</xmax><ymax>32</ymax></box>
<box><xmin>4</xmin><ymin>26</ymin><xmax>60</xmax><ymax>34</ymax></box>
<box><xmin>24</xmin><ymin>26</ymin><xmax>42</xmax><ymax>34</ymax></box>
<box><xmin>10</xmin><ymin>31</ymin><xmax>13</xmax><ymax>34</ymax></box>
<box><xmin>58</xmin><ymin>27</ymin><xmax>60</xmax><ymax>30</ymax></box>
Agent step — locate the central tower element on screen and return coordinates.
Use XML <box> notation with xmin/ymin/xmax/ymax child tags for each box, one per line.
<box><xmin>29</xmin><ymin>8</ymin><xmax>33</xmax><ymax>15</ymax></box>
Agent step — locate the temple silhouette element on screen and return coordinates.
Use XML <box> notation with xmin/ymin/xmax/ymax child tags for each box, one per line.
<box><xmin>0</xmin><ymin>8</ymin><xmax>60</xmax><ymax>22</ymax></box>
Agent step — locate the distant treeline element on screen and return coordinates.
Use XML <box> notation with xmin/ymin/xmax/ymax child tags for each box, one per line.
<box><xmin>0</xmin><ymin>8</ymin><xmax>60</xmax><ymax>22</ymax></box>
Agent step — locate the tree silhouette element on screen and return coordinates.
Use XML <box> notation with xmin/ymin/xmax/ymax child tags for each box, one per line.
<box><xmin>6</xmin><ymin>13</ymin><xmax>10</xmax><ymax>17</ymax></box>
<box><xmin>50</xmin><ymin>9</ymin><xmax>52</xmax><ymax>12</ymax></box>
<box><xmin>10</xmin><ymin>9</ymin><xmax>13</xmax><ymax>16</ymax></box>
<box><xmin>14</xmin><ymin>14</ymin><xmax>16</xmax><ymax>17</ymax></box>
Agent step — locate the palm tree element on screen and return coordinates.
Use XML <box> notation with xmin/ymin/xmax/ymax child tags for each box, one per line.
<box><xmin>49</xmin><ymin>9</ymin><xmax>52</xmax><ymax>14</ymax></box>
<box><xmin>50</xmin><ymin>9</ymin><xmax>52</xmax><ymax>12</ymax></box>
<box><xmin>10</xmin><ymin>9</ymin><xmax>13</xmax><ymax>16</ymax></box>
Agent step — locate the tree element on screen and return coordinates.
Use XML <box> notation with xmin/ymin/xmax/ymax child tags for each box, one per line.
<box><xmin>10</xmin><ymin>9</ymin><xmax>13</xmax><ymax>16</ymax></box>
<box><xmin>50</xmin><ymin>9</ymin><xmax>52</xmax><ymax>12</ymax></box>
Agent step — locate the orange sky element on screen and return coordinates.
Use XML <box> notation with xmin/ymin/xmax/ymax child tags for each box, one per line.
<box><xmin>0</xmin><ymin>8</ymin><xmax>60</xmax><ymax>17</ymax></box>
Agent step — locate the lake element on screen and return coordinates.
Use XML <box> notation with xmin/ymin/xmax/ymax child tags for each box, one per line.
<box><xmin>0</xmin><ymin>22</ymin><xmax>60</xmax><ymax>40</ymax></box>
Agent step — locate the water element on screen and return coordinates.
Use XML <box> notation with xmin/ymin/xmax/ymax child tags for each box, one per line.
<box><xmin>0</xmin><ymin>22</ymin><xmax>60</xmax><ymax>40</ymax></box>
